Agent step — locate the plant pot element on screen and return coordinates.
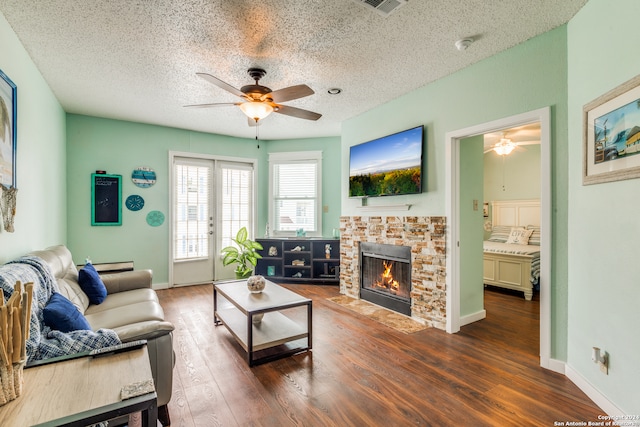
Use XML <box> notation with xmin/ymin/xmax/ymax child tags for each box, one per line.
<box><xmin>235</xmin><ymin>271</ymin><xmax>252</xmax><ymax>280</ymax></box>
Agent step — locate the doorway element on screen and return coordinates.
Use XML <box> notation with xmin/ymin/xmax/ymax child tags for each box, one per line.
<box><xmin>168</xmin><ymin>152</ymin><xmax>257</xmax><ymax>287</ymax></box>
<box><xmin>445</xmin><ymin>107</ymin><xmax>554</xmax><ymax>370</ymax></box>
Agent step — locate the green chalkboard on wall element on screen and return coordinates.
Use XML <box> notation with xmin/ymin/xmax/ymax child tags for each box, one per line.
<box><xmin>91</xmin><ymin>173</ymin><xmax>122</xmax><ymax>226</ymax></box>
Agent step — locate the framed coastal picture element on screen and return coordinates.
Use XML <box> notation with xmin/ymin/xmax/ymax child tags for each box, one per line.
<box><xmin>584</xmin><ymin>74</ymin><xmax>640</xmax><ymax>185</ymax></box>
<box><xmin>0</xmin><ymin>69</ymin><xmax>17</xmax><ymax>188</ymax></box>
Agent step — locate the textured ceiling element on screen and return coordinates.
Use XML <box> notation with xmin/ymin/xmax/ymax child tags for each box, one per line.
<box><xmin>0</xmin><ymin>0</ymin><xmax>587</xmax><ymax>140</ymax></box>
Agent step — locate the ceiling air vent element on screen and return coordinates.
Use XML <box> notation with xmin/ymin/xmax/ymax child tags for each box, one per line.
<box><xmin>352</xmin><ymin>0</ymin><xmax>408</xmax><ymax>17</ymax></box>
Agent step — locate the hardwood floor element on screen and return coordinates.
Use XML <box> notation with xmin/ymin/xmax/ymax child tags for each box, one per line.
<box><xmin>156</xmin><ymin>283</ymin><xmax>602</xmax><ymax>426</ymax></box>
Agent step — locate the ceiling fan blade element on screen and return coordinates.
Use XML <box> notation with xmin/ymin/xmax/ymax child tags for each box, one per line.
<box><xmin>196</xmin><ymin>72</ymin><xmax>246</xmax><ymax>99</ymax></box>
<box><xmin>184</xmin><ymin>102</ymin><xmax>240</xmax><ymax>108</ymax></box>
<box><xmin>274</xmin><ymin>104</ymin><xmax>322</xmax><ymax>121</ymax></box>
<box><xmin>267</xmin><ymin>84</ymin><xmax>314</xmax><ymax>103</ymax></box>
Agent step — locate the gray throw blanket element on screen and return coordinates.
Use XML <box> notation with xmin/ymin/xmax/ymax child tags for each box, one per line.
<box><xmin>0</xmin><ymin>255</ymin><xmax>120</xmax><ymax>363</ymax></box>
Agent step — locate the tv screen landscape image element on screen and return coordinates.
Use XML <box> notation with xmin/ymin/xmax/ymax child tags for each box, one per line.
<box><xmin>349</xmin><ymin>125</ymin><xmax>423</xmax><ymax>197</ymax></box>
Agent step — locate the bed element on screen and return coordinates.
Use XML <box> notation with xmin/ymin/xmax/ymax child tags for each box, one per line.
<box><xmin>483</xmin><ymin>199</ymin><xmax>540</xmax><ymax>300</ymax></box>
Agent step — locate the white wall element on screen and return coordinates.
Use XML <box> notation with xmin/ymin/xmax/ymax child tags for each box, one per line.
<box><xmin>567</xmin><ymin>0</ymin><xmax>640</xmax><ymax>414</ymax></box>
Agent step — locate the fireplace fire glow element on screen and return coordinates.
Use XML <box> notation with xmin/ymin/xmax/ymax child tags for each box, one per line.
<box><xmin>374</xmin><ymin>261</ymin><xmax>400</xmax><ymax>294</ymax></box>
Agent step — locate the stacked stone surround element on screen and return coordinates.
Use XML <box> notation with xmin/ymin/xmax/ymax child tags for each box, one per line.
<box><xmin>339</xmin><ymin>216</ymin><xmax>447</xmax><ymax>330</ymax></box>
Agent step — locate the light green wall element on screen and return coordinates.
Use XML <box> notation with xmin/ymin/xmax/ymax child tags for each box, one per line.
<box><xmin>484</xmin><ymin>145</ymin><xmax>541</xmax><ymax>202</ymax></box>
<box><xmin>66</xmin><ymin>114</ymin><xmax>264</xmax><ymax>284</ymax></box>
<box><xmin>484</xmin><ymin>145</ymin><xmax>541</xmax><ymax>239</ymax></box>
<box><xmin>567</xmin><ymin>0</ymin><xmax>640</xmax><ymax>413</ymax></box>
<box><xmin>342</xmin><ymin>27</ymin><xmax>569</xmax><ymax>359</ymax></box>
<box><xmin>259</xmin><ymin>137</ymin><xmax>342</xmax><ymax>239</ymax></box>
<box><xmin>66</xmin><ymin>114</ymin><xmax>341</xmax><ymax>285</ymax></box>
<box><xmin>0</xmin><ymin>12</ymin><xmax>66</xmax><ymax>263</ymax></box>
<box><xmin>459</xmin><ymin>135</ymin><xmax>484</xmax><ymax>317</ymax></box>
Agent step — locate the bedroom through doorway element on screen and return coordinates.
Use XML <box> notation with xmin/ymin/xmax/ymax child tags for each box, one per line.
<box><xmin>445</xmin><ymin>107</ymin><xmax>553</xmax><ymax>370</ymax></box>
<box><xmin>480</xmin><ymin>124</ymin><xmax>542</xmax><ymax>355</ymax></box>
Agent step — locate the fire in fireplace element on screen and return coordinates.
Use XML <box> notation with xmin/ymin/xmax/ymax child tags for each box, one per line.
<box><xmin>359</xmin><ymin>242</ymin><xmax>411</xmax><ymax>315</ymax></box>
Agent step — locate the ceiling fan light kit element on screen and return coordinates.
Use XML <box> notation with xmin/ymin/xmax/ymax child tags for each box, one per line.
<box><xmin>239</xmin><ymin>101</ymin><xmax>273</xmax><ymax>121</ymax></box>
<box><xmin>494</xmin><ymin>138</ymin><xmax>516</xmax><ymax>155</ymax></box>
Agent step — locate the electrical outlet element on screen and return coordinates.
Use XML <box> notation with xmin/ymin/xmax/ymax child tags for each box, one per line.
<box><xmin>599</xmin><ymin>360</ymin><xmax>608</xmax><ymax>374</ymax></box>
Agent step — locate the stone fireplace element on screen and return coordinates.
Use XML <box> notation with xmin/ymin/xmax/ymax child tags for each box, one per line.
<box><xmin>339</xmin><ymin>216</ymin><xmax>447</xmax><ymax>329</ymax></box>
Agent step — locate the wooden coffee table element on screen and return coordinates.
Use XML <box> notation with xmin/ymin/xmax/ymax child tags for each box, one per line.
<box><xmin>213</xmin><ymin>279</ymin><xmax>312</xmax><ymax>366</ymax></box>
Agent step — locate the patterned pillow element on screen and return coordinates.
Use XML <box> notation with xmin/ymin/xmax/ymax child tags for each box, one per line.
<box><xmin>527</xmin><ymin>225</ymin><xmax>541</xmax><ymax>245</ymax></box>
<box><xmin>506</xmin><ymin>227</ymin><xmax>533</xmax><ymax>245</ymax></box>
<box><xmin>488</xmin><ymin>225</ymin><xmax>512</xmax><ymax>243</ymax></box>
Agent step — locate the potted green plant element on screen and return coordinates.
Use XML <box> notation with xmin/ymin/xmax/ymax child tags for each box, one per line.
<box><xmin>221</xmin><ymin>227</ymin><xmax>264</xmax><ymax>279</ymax></box>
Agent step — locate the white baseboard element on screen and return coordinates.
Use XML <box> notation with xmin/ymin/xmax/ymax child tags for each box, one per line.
<box><xmin>460</xmin><ymin>309</ymin><xmax>486</xmax><ymax>326</ymax></box>
<box><xmin>543</xmin><ymin>357</ymin><xmax>566</xmax><ymax>374</ymax></box>
<box><xmin>564</xmin><ymin>363</ymin><xmax>624</xmax><ymax>417</ymax></box>
<box><xmin>152</xmin><ymin>282</ymin><xmax>169</xmax><ymax>290</ymax></box>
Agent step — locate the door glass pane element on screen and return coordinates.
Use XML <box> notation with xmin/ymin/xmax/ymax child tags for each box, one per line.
<box><xmin>175</xmin><ymin>164</ymin><xmax>210</xmax><ymax>260</ymax></box>
<box><xmin>220</xmin><ymin>165</ymin><xmax>253</xmax><ymax>249</ymax></box>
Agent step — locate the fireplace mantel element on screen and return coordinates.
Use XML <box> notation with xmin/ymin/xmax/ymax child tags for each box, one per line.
<box><xmin>339</xmin><ymin>216</ymin><xmax>447</xmax><ymax>330</ymax></box>
<box><xmin>355</xmin><ymin>204</ymin><xmax>412</xmax><ymax>212</ymax></box>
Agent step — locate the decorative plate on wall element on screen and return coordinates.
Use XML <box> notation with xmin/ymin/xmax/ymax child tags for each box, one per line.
<box><xmin>146</xmin><ymin>210</ymin><xmax>165</xmax><ymax>227</ymax></box>
<box><xmin>125</xmin><ymin>194</ymin><xmax>145</xmax><ymax>211</ymax></box>
<box><xmin>131</xmin><ymin>167</ymin><xmax>156</xmax><ymax>188</ymax></box>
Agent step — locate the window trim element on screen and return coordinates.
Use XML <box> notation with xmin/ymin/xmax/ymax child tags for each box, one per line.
<box><xmin>268</xmin><ymin>151</ymin><xmax>323</xmax><ymax>237</ymax></box>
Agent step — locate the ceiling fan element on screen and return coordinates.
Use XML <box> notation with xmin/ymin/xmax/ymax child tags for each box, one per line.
<box><xmin>484</xmin><ymin>131</ymin><xmax>540</xmax><ymax>155</ymax></box>
<box><xmin>185</xmin><ymin>68</ymin><xmax>322</xmax><ymax>126</ymax></box>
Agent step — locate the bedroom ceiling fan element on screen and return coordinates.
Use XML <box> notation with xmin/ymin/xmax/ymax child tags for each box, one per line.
<box><xmin>484</xmin><ymin>133</ymin><xmax>539</xmax><ymax>155</ymax></box>
<box><xmin>185</xmin><ymin>68</ymin><xmax>322</xmax><ymax>126</ymax></box>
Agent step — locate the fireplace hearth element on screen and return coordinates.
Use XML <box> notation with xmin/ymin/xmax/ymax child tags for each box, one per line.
<box><xmin>359</xmin><ymin>242</ymin><xmax>411</xmax><ymax>315</ymax></box>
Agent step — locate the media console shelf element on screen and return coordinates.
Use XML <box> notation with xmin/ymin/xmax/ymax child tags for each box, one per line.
<box><xmin>256</xmin><ymin>238</ymin><xmax>340</xmax><ymax>284</ymax></box>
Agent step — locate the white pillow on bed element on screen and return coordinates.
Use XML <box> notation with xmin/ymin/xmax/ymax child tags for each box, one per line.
<box><xmin>506</xmin><ymin>227</ymin><xmax>533</xmax><ymax>245</ymax></box>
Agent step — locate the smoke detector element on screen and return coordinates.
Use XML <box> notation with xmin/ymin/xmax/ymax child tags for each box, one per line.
<box><xmin>351</xmin><ymin>0</ymin><xmax>408</xmax><ymax>17</ymax></box>
<box><xmin>455</xmin><ymin>38</ymin><xmax>474</xmax><ymax>51</ymax></box>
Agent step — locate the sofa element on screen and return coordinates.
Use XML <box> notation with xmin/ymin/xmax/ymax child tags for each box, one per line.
<box><xmin>27</xmin><ymin>245</ymin><xmax>175</xmax><ymax>426</ymax></box>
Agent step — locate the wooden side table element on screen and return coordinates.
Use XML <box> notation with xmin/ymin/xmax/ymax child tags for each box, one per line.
<box><xmin>0</xmin><ymin>346</ymin><xmax>157</xmax><ymax>427</ymax></box>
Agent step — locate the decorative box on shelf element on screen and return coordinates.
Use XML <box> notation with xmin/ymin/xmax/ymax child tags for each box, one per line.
<box><xmin>255</xmin><ymin>238</ymin><xmax>340</xmax><ymax>284</ymax></box>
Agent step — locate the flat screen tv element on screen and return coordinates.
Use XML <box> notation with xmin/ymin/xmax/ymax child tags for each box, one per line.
<box><xmin>349</xmin><ymin>125</ymin><xmax>423</xmax><ymax>197</ymax></box>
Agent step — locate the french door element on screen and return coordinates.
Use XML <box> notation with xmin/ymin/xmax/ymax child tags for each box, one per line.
<box><xmin>172</xmin><ymin>157</ymin><xmax>215</xmax><ymax>286</ymax></box>
<box><xmin>171</xmin><ymin>154</ymin><xmax>255</xmax><ymax>287</ymax></box>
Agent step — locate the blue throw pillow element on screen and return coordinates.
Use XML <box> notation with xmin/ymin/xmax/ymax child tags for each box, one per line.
<box><xmin>43</xmin><ymin>293</ymin><xmax>92</xmax><ymax>333</ymax></box>
<box><xmin>78</xmin><ymin>262</ymin><xmax>107</xmax><ymax>304</ymax></box>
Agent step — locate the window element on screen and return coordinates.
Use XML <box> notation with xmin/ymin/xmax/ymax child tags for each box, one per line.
<box><xmin>219</xmin><ymin>162</ymin><xmax>254</xmax><ymax>249</ymax></box>
<box><xmin>269</xmin><ymin>151</ymin><xmax>322</xmax><ymax>236</ymax></box>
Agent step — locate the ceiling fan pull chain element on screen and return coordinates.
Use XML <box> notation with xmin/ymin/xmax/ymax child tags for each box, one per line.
<box><xmin>502</xmin><ymin>155</ymin><xmax>506</xmax><ymax>191</ymax></box>
<box><xmin>255</xmin><ymin>119</ymin><xmax>260</xmax><ymax>148</ymax></box>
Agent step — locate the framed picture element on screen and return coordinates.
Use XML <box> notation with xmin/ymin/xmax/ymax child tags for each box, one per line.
<box><xmin>91</xmin><ymin>173</ymin><xmax>122</xmax><ymax>226</ymax></box>
<box><xmin>0</xmin><ymin>69</ymin><xmax>17</xmax><ymax>188</ymax></box>
<box><xmin>584</xmin><ymin>74</ymin><xmax>640</xmax><ymax>185</ymax></box>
